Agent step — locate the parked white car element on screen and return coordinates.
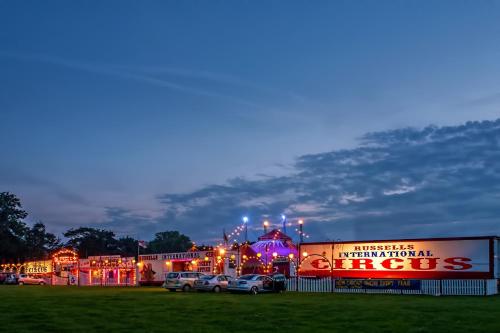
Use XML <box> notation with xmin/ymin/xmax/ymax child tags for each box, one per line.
<box><xmin>194</xmin><ymin>274</ymin><xmax>233</xmax><ymax>292</ymax></box>
<box><xmin>18</xmin><ymin>274</ymin><xmax>46</xmax><ymax>285</ymax></box>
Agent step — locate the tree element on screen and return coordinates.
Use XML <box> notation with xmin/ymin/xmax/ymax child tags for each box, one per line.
<box><xmin>116</xmin><ymin>236</ymin><xmax>139</xmax><ymax>257</ymax></box>
<box><xmin>25</xmin><ymin>222</ymin><xmax>61</xmax><ymax>259</ymax></box>
<box><xmin>0</xmin><ymin>192</ymin><xmax>29</xmax><ymax>261</ymax></box>
<box><xmin>63</xmin><ymin>227</ymin><xmax>118</xmax><ymax>257</ymax></box>
<box><xmin>147</xmin><ymin>231</ymin><xmax>193</xmax><ymax>254</ymax></box>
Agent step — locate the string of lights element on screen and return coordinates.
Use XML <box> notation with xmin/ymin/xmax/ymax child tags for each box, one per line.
<box><xmin>294</xmin><ymin>228</ymin><xmax>310</xmax><ymax>239</ymax></box>
<box><xmin>219</xmin><ymin>216</ymin><xmax>311</xmax><ymax>247</ymax></box>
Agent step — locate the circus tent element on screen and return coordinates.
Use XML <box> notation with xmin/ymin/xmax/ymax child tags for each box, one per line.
<box><xmin>250</xmin><ymin>229</ymin><xmax>298</xmax><ymax>258</ymax></box>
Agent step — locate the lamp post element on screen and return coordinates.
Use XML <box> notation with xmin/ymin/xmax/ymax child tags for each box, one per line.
<box><xmin>298</xmin><ymin>219</ymin><xmax>304</xmax><ymax>244</ymax></box>
<box><xmin>256</xmin><ymin>252</ymin><xmax>262</xmax><ymax>274</ymax></box>
<box><xmin>263</xmin><ymin>220</ymin><xmax>269</xmax><ymax>234</ymax></box>
<box><xmin>242</xmin><ymin>216</ymin><xmax>249</xmax><ymax>243</ymax></box>
<box><xmin>288</xmin><ymin>253</ymin><xmax>299</xmax><ymax>291</ymax></box>
<box><xmin>218</xmin><ymin>247</ymin><xmax>226</xmax><ymax>274</ymax></box>
<box><xmin>297</xmin><ymin>219</ymin><xmax>304</xmax><ymax>289</ymax></box>
<box><xmin>236</xmin><ymin>244</ymin><xmax>240</xmax><ymax>277</ymax></box>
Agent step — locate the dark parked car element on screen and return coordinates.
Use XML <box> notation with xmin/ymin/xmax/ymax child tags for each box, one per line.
<box><xmin>2</xmin><ymin>274</ymin><xmax>18</xmax><ymax>285</ymax></box>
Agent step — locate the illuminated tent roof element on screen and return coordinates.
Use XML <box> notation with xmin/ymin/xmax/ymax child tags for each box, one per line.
<box><xmin>250</xmin><ymin>229</ymin><xmax>298</xmax><ymax>257</ymax></box>
<box><xmin>239</xmin><ymin>243</ymin><xmax>257</xmax><ymax>257</ymax></box>
<box><xmin>258</xmin><ymin>229</ymin><xmax>293</xmax><ymax>241</ymax></box>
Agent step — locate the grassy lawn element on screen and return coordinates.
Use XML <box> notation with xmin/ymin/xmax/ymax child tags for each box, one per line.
<box><xmin>0</xmin><ymin>286</ymin><xmax>499</xmax><ymax>333</ymax></box>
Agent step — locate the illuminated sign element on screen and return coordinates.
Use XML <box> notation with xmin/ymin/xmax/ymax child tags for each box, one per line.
<box><xmin>138</xmin><ymin>251</ymin><xmax>214</xmax><ymax>283</ymax></box>
<box><xmin>300</xmin><ymin>238</ymin><xmax>494</xmax><ymax>279</ymax></box>
<box><xmin>138</xmin><ymin>251</ymin><xmax>213</xmax><ymax>262</ymax></box>
<box><xmin>24</xmin><ymin>261</ymin><xmax>52</xmax><ymax>274</ymax></box>
<box><xmin>53</xmin><ymin>249</ymin><xmax>78</xmax><ymax>263</ymax></box>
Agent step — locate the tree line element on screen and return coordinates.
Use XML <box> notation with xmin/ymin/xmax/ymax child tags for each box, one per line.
<box><xmin>0</xmin><ymin>192</ymin><xmax>195</xmax><ymax>262</ymax></box>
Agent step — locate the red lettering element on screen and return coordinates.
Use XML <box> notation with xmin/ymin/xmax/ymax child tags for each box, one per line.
<box><xmin>310</xmin><ymin>259</ymin><xmax>330</xmax><ymax>270</ymax></box>
<box><xmin>350</xmin><ymin>259</ymin><xmax>374</xmax><ymax>269</ymax></box>
<box><xmin>409</xmin><ymin>258</ymin><xmax>439</xmax><ymax>270</ymax></box>
<box><xmin>444</xmin><ymin>257</ymin><xmax>472</xmax><ymax>270</ymax></box>
<box><xmin>332</xmin><ymin>259</ymin><xmax>346</xmax><ymax>269</ymax></box>
<box><xmin>381</xmin><ymin>258</ymin><xmax>404</xmax><ymax>270</ymax></box>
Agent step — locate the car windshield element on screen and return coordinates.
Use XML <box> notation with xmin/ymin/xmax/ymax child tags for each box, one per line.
<box><xmin>200</xmin><ymin>275</ymin><xmax>215</xmax><ymax>280</ymax></box>
<box><xmin>166</xmin><ymin>273</ymin><xmax>179</xmax><ymax>279</ymax></box>
<box><xmin>238</xmin><ymin>274</ymin><xmax>258</xmax><ymax>280</ymax></box>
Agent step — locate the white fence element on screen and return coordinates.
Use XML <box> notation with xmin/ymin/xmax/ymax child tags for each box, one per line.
<box><xmin>286</xmin><ymin>278</ymin><xmax>498</xmax><ymax>296</ymax></box>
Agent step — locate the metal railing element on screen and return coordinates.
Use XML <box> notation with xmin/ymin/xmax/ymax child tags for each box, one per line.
<box><xmin>286</xmin><ymin>278</ymin><xmax>498</xmax><ymax>296</ymax></box>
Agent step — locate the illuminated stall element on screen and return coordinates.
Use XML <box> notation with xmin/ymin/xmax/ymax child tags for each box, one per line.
<box><xmin>52</xmin><ymin>249</ymin><xmax>79</xmax><ymax>285</ymax></box>
<box><xmin>0</xmin><ymin>263</ymin><xmax>24</xmax><ymax>275</ymax></box>
<box><xmin>79</xmin><ymin>255</ymin><xmax>136</xmax><ymax>286</ymax></box>
<box><xmin>212</xmin><ymin>247</ymin><xmax>239</xmax><ymax>276</ymax></box>
<box><xmin>0</xmin><ymin>261</ymin><xmax>53</xmax><ymax>284</ymax></box>
<box><xmin>238</xmin><ymin>243</ymin><xmax>266</xmax><ymax>275</ymax></box>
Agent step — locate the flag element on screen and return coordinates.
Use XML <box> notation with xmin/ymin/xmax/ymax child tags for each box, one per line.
<box><xmin>138</xmin><ymin>240</ymin><xmax>148</xmax><ymax>249</ymax></box>
<box><xmin>223</xmin><ymin>229</ymin><xmax>228</xmax><ymax>243</ymax></box>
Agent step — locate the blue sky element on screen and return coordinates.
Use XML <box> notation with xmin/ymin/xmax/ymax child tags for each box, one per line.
<box><xmin>1</xmin><ymin>1</ymin><xmax>500</xmax><ymax>242</ymax></box>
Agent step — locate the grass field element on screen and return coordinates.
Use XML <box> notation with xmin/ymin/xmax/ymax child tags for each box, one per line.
<box><xmin>0</xmin><ymin>286</ymin><xmax>499</xmax><ymax>333</ymax></box>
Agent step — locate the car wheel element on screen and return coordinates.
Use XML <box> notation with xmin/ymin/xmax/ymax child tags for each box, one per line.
<box><xmin>18</xmin><ymin>282</ymin><xmax>24</xmax><ymax>285</ymax></box>
<box><xmin>168</xmin><ymin>288</ymin><xmax>176</xmax><ymax>292</ymax></box>
<box><xmin>39</xmin><ymin>282</ymin><xmax>45</xmax><ymax>286</ymax></box>
<box><xmin>250</xmin><ymin>286</ymin><xmax>258</xmax><ymax>295</ymax></box>
<box><xmin>182</xmin><ymin>284</ymin><xmax>191</xmax><ymax>292</ymax></box>
<box><xmin>213</xmin><ymin>286</ymin><xmax>221</xmax><ymax>293</ymax></box>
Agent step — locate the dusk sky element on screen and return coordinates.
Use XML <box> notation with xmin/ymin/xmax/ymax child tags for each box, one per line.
<box><xmin>1</xmin><ymin>1</ymin><xmax>500</xmax><ymax>243</ymax></box>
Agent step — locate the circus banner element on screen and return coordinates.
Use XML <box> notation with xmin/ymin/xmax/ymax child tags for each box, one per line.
<box><xmin>299</xmin><ymin>237</ymin><xmax>494</xmax><ymax>279</ymax></box>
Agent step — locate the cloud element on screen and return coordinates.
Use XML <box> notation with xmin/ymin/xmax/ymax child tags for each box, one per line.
<box><xmin>339</xmin><ymin>193</ymin><xmax>371</xmax><ymax>204</ymax></box>
<box><xmin>460</xmin><ymin>92</ymin><xmax>500</xmax><ymax>108</ymax></box>
<box><xmin>0</xmin><ymin>51</ymin><xmax>264</xmax><ymax>110</ymax></box>
<box><xmin>5</xmin><ymin>119</ymin><xmax>500</xmax><ymax>242</ymax></box>
<box><xmin>147</xmin><ymin>119</ymin><xmax>500</xmax><ymax>242</ymax></box>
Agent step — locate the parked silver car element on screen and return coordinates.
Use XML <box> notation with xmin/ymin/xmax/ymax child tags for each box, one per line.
<box><xmin>163</xmin><ymin>272</ymin><xmax>205</xmax><ymax>292</ymax></box>
<box><xmin>228</xmin><ymin>274</ymin><xmax>286</xmax><ymax>294</ymax></box>
<box><xmin>194</xmin><ymin>274</ymin><xmax>233</xmax><ymax>292</ymax></box>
